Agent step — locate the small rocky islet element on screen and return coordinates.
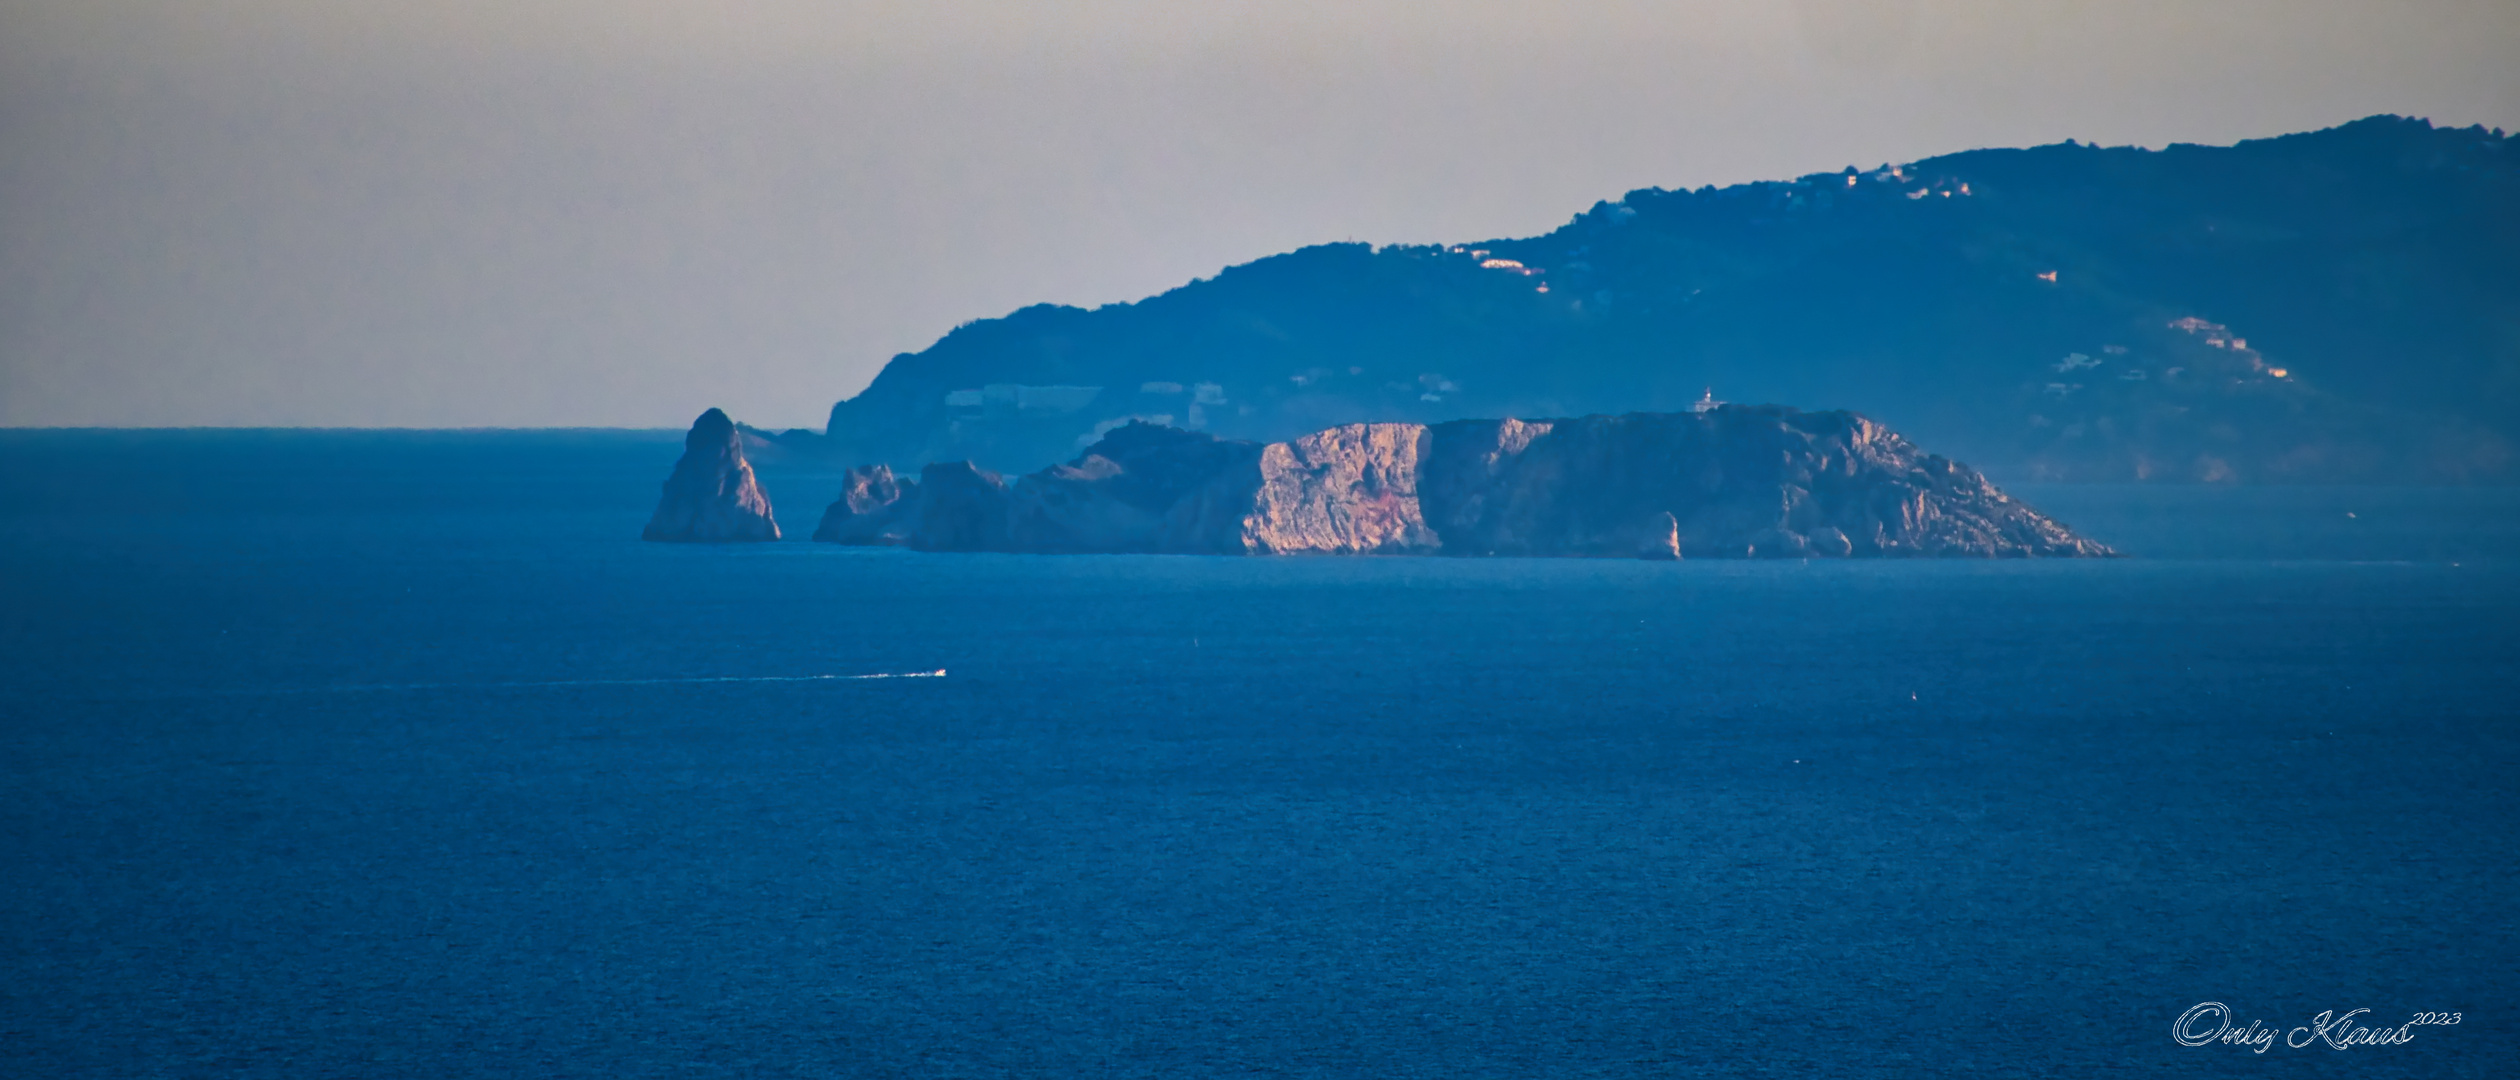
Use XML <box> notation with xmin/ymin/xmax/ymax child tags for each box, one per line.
<box><xmin>639</xmin><ymin>407</ymin><xmax>781</xmax><ymax>542</ymax></box>
<box><xmin>643</xmin><ymin>404</ymin><xmax>2112</xmax><ymax>558</ymax></box>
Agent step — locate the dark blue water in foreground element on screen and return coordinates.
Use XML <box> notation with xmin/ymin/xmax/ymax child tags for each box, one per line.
<box><xmin>2</xmin><ymin>430</ymin><xmax>2515</xmax><ymax>1078</ymax></box>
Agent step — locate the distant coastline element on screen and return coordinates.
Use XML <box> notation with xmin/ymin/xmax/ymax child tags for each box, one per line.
<box><xmin>785</xmin><ymin>117</ymin><xmax>2517</xmax><ymax>487</ymax></box>
<box><xmin>646</xmin><ymin>405</ymin><xmax>2114</xmax><ymax>559</ymax></box>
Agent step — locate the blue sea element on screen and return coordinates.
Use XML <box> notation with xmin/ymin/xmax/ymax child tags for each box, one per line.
<box><xmin>2</xmin><ymin>429</ymin><xmax>2514</xmax><ymax>1078</ymax></box>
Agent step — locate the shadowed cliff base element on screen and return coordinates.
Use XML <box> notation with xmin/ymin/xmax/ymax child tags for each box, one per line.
<box><xmin>810</xmin><ymin>406</ymin><xmax>2111</xmax><ymax>558</ymax></box>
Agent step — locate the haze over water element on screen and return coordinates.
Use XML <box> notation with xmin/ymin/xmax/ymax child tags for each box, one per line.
<box><xmin>2</xmin><ymin>430</ymin><xmax>2513</xmax><ymax>1076</ymax></box>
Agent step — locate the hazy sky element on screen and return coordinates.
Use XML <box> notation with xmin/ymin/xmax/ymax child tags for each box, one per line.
<box><xmin>2</xmin><ymin>1</ymin><xmax>2513</xmax><ymax>428</ymax></box>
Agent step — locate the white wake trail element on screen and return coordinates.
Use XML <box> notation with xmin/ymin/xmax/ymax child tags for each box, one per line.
<box><xmin>327</xmin><ymin>670</ymin><xmax>948</xmax><ymax>692</ymax></box>
<box><xmin>183</xmin><ymin>670</ymin><xmax>951</xmax><ymax>698</ymax></box>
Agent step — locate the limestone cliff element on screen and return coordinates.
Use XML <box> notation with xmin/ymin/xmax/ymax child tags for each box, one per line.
<box><xmin>1242</xmin><ymin>424</ymin><xmax>1437</xmax><ymax>554</ymax></box>
<box><xmin>811</xmin><ymin>407</ymin><xmax>2112</xmax><ymax>557</ymax></box>
<box><xmin>642</xmin><ymin>408</ymin><xmax>780</xmax><ymax>542</ymax></box>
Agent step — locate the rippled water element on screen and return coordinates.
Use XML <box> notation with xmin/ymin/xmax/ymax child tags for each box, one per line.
<box><xmin>2</xmin><ymin>431</ymin><xmax>2513</xmax><ymax>1077</ymax></box>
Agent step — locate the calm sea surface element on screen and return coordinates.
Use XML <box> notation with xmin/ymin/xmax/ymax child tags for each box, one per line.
<box><xmin>2</xmin><ymin>430</ymin><xmax>2515</xmax><ymax>1078</ymax></box>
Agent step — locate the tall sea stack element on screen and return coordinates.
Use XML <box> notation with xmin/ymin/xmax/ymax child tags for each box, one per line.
<box><xmin>642</xmin><ymin>408</ymin><xmax>781</xmax><ymax>542</ymax></box>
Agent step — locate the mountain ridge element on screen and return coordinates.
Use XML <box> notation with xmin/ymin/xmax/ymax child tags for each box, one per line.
<box><xmin>797</xmin><ymin>116</ymin><xmax>2518</xmax><ymax>483</ymax></box>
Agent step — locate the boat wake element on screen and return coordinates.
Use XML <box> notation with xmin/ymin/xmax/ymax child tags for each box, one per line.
<box><xmin>61</xmin><ymin>669</ymin><xmax>953</xmax><ymax>701</ymax></box>
<box><xmin>298</xmin><ymin>670</ymin><xmax>950</xmax><ymax>694</ymax></box>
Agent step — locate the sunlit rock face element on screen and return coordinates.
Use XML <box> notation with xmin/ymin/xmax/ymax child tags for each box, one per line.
<box><xmin>1639</xmin><ymin>512</ymin><xmax>1683</xmax><ymax>560</ymax></box>
<box><xmin>1242</xmin><ymin>424</ymin><xmax>1438</xmax><ymax>554</ymax></box>
<box><xmin>811</xmin><ymin>407</ymin><xmax>2112</xmax><ymax>558</ymax></box>
<box><xmin>642</xmin><ymin>408</ymin><xmax>780</xmax><ymax>542</ymax></box>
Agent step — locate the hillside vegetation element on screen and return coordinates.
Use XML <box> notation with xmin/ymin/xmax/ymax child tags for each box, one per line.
<box><xmin>804</xmin><ymin>116</ymin><xmax>2519</xmax><ymax>483</ymax></box>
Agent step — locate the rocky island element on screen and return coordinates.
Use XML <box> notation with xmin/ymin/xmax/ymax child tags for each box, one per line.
<box><xmin>806</xmin><ymin>405</ymin><xmax>2112</xmax><ymax>558</ymax></box>
<box><xmin>642</xmin><ymin>408</ymin><xmax>782</xmax><ymax>542</ymax></box>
